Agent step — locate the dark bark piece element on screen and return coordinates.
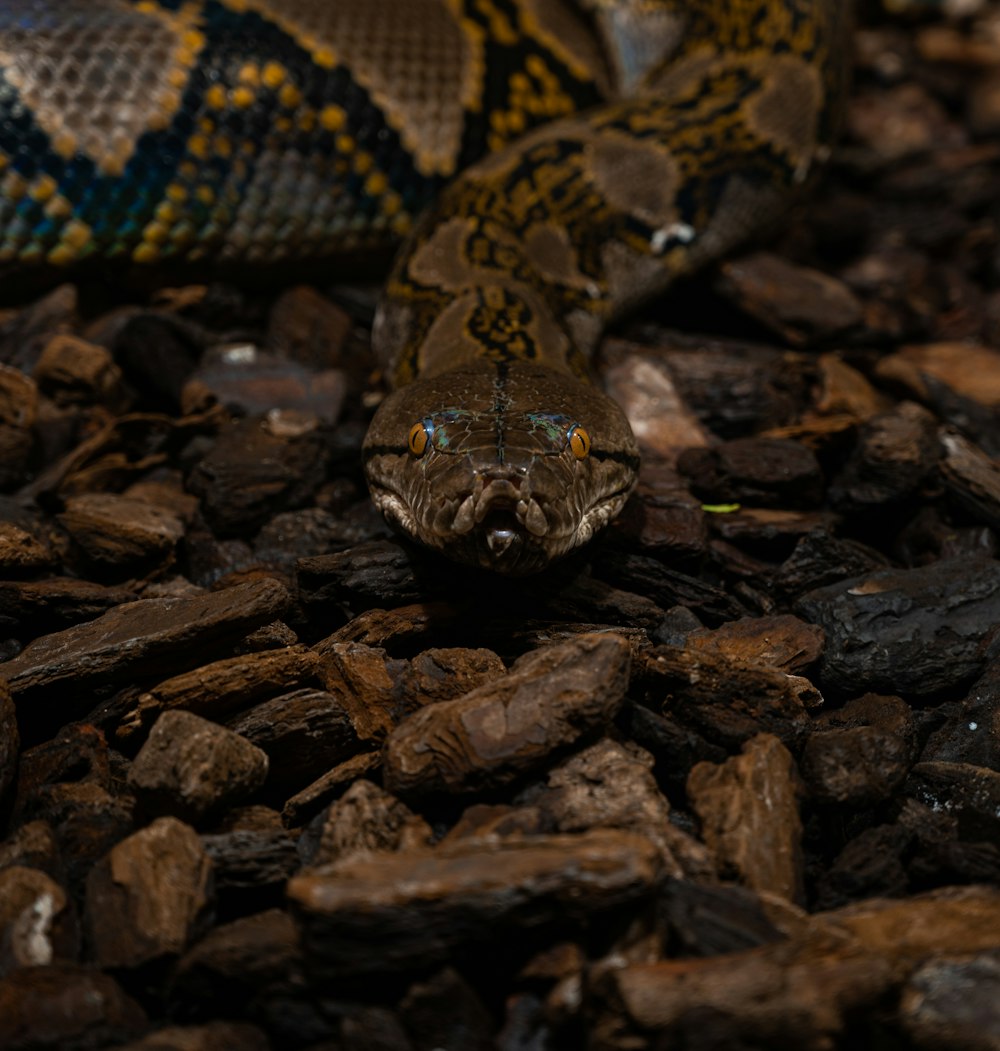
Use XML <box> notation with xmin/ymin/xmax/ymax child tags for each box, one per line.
<box><xmin>391</xmin><ymin>647</ymin><xmax>507</xmax><ymax>715</ymax></box>
<box><xmin>306</xmin><ymin>780</ymin><xmax>432</xmax><ymax>868</ymax></box>
<box><xmin>813</xmin><ymin>352</ymin><xmax>890</xmax><ymax>421</ymax></box>
<box><xmin>762</xmin><ymin>412</ymin><xmax>858</xmax><ymax>458</ymax></box>
<box><xmin>874</xmin><ymin>348</ymin><xmax>1000</xmax><ymax>456</ymax></box>
<box><xmin>310</xmin><ymin>639</ymin><xmax>398</xmax><ymax>742</ymax></box>
<box><xmin>610</xmin><ymin>330</ymin><xmax>810</xmax><ymax>438</ymax></box>
<box><xmin>829</xmin><ymin>401</ymin><xmax>939</xmax><ymax>512</ymax></box>
<box><xmin>114</xmin><ymin>644</ymin><xmax>324</xmax><ymax>746</ymax></box>
<box><xmin>905</xmin><ymin>761</ymin><xmax>1000</xmax><ymax>843</ymax></box>
<box><xmin>2</xmin><ymin>577</ymin><xmax>291</xmax><ymax>710</ymax></box>
<box><xmin>123</xmin><ymin>470</ymin><xmax>200</xmax><ymax>522</ymax></box>
<box><xmin>495</xmin><ymin>621</ymin><xmax>652</xmax><ymax>654</ymax></box>
<box><xmin>0</xmin><ymin>866</ymin><xmax>77</xmax><ymax>975</ymax></box>
<box><xmin>592</xmin><ymin>551</ymin><xmax>747</xmax><ymax>624</ymax></box>
<box><xmin>227</xmin><ymin>688</ymin><xmax>365</xmax><ymax>798</ymax></box>
<box><xmin>169</xmin><ymin>908</ymin><xmax>303</xmax><ymax>1014</ymax></box>
<box><xmin>180</xmin><ymin>527</ymin><xmax>258</xmax><ymax>590</ymax></box>
<box><xmin>0</xmin><ymin>963</ymin><xmax>147</xmax><ymax>1051</ymax></box>
<box><xmin>115</xmin><ymin>1022</ymin><xmax>271</xmax><ymax>1051</ymax></box>
<box><xmin>617</xmin><ymin>701</ymin><xmax>728</xmax><ymax>795</ymax></box>
<box><xmin>686</xmin><ymin>614</ymin><xmax>824</xmax><ymax>673</ymax></box>
<box><xmin>594</xmin><ymin>887</ymin><xmax>1000</xmax><ymax>1050</ymax></box>
<box><xmin>297</xmin><ymin>541</ymin><xmax>441</xmax><ymax>614</ymax></box>
<box><xmin>0</xmin><ymin>284</ymin><xmax>77</xmax><ymax>372</ymax></box>
<box><xmin>717</xmin><ymin>251</ymin><xmax>865</xmax><ymax>344</ymax></box>
<box><xmin>632</xmin><ymin>643</ymin><xmax>815</xmax><ymax>750</ymax></box>
<box><xmin>186</xmin><ymin>415</ymin><xmax>330</xmax><ymax>535</ymax></box>
<box><xmin>383</xmin><ymin>633</ymin><xmax>631</xmax><ymax>797</ymax></box>
<box><xmin>613</xmin><ymin>460</ymin><xmax>708</xmax><ymax>560</ymax></box>
<box><xmin>657</xmin><ymin>881</ymin><xmax>788</xmax><ymax>958</ymax></box>
<box><xmin>0</xmin><ymin>578</ymin><xmax>139</xmax><ymax>637</ymax></box>
<box><xmin>687</xmin><ymin>733</ymin><xmax>805</xmax><ymax>903</ymax></box>
<box><xmin>515</xmin><ymin>738</ymin><xmax>712</xmax><ymax>879</ymax></box>
<box><xmin>281</xmin><ymin>751</ymin><xmax>382</xmax><ymax>828</ymax></box>
<box><xmin>253</xmin><ymin>506</ymin><xmax>357</xmax><ymax>565</ymax></box>
<box><xmin>289</xmin><ymin>830</ymin><xmax>661</xmax><ymax>977</ymax></box>
<box><xmin>876</xmin><ymin>341</ymin><xmax>1000</xmax><ymax>414</ymax></box>
<box><xmin>707</xmin><ymin>507</ymin><xmax>841</xmax><ymax>557</ymax></box>
<box><xmin>128</xmin><ymin>710</ymin><xmax>269</xmax><ymax>824</ymax></box>
<box><xmin>327</xmin><ymin>602</ymin><xmax>467</xmax><ymax>649</ymax></box>
<box><xmin>773</xmin><ymin>530</ymin><xmax>890</xmax><ymax>600</ymax></box>
<box><xmin>900</xmin><ymin>954</ymin><xmax>1000</xmax><ymax>1051</ymax></box>
<box><xmin>57</xmin><ymin>493</ymin><xmax>184</xmax><ymax>575</ymax></box>
<box><xmin>678</xmin><ymin>437</ymin><xmax>825</xmax><ymax>509</ymax></box>
<box><xmin>85</xmin><ymin>817</ymin><xmax>214</xmax><ymax>969</ymax></box>
<box><xmin>939</xmin><ymin>429</ymin><xmax>1000</xmax><ymax>531</ymax></box>
<box><xmin>26</xmin><ymin>408</ymin><xmax>222</xmax><ymax>505</ymax></box>
<box><xmin>525</xmin><ymin>573</ymin><xmax>664</xmax><ymax>629</ymax></box>
<box><xmin>922</xmin><ymin>661</ymin><xmax>1000</xmax><ymax>769</ymax></box>
<box><xmin>266</xmin><ymin>284</ymin><xmax>353</xmax><ymax>369</ymax></box>
<box><xmin>12</xmin><ymin>722</ymin><xmax>112</xmax><ymax>830</ymax></box>
<box><xmin>11</xmin><ymin>723</ymin><xmax>125</xmax><ymax>870</ymax></box>
<box><xmin>891</xmin><ymin>798</ymin><xmax>1000</xmax><ymax>892</ymax></box>
<box><xmin>109</xmin><ymin>311</ymin><xmax>205</xmax><ymax>407</ymax></box>
<box><xmin>591</xmin><ymin>927</ymin><xmax>896</xmax><ymax>1051</ymax></box>
<box><xmin>33</xmin><ymin>333</ymin><xmax>126</xmax><ymax>408</ymax></box>
<box><xmin>602</xmin><ymin>350</ymin><xmax>712</xmax><ymax>461</ymax></box>
<box><xmin>802</xmin><ymin>693</ymin><xmax>918</xmax><ymax>805</ymax></box>
<box><xmin>200</xmin><ymin>827</ymin><xmax>300</xmax><ymax>894</ymax></box>
<box><xmin>816</xmin><ymin>823</ymin><xmax>913</xmax><ymax>909</ymax></box>
<box><xmin>0</xmin><ymin>521</ymin><xmax>52</xmax><ymax>577</ymax></box>
<box><xmin>16</xmin><ymin>783</ymin><xmax>134</xmax><ymax>900</ymax></box>
<box><xmin>236</xmin><ymin>619</ymin><xmax>300</xmax><ymax>652</ymax></box>
<box><xmin>829</xmin><ymin>885</ymin><xmax>1000</xmax><ymax>960</ymax></box>
<box><xmin>796</xmin><ymin>557</ymin><xmax>1000</xmax><ymax>698</ymax></box>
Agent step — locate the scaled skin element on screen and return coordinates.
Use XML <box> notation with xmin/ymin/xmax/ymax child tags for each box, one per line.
<box><xmin>363</xmin><ymin>360</ymin><xmax>640</xmax><ymax>575</ymax></box>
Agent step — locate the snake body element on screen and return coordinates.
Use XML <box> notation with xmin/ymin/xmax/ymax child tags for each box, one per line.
<box><xmin>0</xmin><ymin>0</ymin><xmax>849</xmax><ymax>573</ymax></box>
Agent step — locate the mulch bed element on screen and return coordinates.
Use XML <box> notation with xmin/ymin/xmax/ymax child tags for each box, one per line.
<box><xmin>2</xmin><ymin>2</ymin><xmax>1000</xmax><ymax>1048</ymax></box>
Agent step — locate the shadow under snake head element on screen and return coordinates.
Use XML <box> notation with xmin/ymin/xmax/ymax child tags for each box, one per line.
<box><xmin>362</xmin><ymin>361</ymin><xmax>640</xmax><ymax>575</ymax></box>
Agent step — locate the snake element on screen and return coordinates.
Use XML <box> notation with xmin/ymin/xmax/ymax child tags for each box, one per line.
<box><xmin>0</xmin><ymin>0</ymin><xmax>850</xmax><ymax>574</ymax></box>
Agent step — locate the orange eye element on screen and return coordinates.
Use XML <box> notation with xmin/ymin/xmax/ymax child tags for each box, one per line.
<box><xmin>408</xmin><ymin>421</ymin><xmax>431</xmax><ymax>457</ymax></box>
<box><xmin>568</xmin><ymin>424</ymin><xmax>591</xmax><ymax>460</ymax></box>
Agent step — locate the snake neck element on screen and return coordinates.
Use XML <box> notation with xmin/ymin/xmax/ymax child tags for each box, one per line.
<box><xmin>374</xmin><ymin>0</ymin><xmax>850</xmax><ymax>388</ymax></box>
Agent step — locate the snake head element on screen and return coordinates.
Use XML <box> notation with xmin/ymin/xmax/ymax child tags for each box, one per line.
<box><xmin>362</xmin><ymin>362</ymin><xmax>639</xmax><ymax>575</ymax></box>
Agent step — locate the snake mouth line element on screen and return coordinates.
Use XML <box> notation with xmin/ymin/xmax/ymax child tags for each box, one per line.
<box><xmin>451</xmin><ymin>480</ymin><xmax>551</xmax><ymax>539</ymax></box>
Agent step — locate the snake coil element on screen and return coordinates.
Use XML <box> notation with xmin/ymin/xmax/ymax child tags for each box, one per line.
<box><xmin>0</xmin><ymin>0</ymin><xmax>850</xmax><ymax>572</ymax></box>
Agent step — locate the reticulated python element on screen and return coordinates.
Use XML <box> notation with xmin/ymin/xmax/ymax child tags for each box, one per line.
<box><xmin>0</xmin><ymin>0</ymin><xmax>850</xmax><ymax>574</ymax></box>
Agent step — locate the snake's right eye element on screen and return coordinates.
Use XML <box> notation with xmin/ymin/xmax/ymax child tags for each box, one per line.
<box><xmin>408</xmin><ymin>421</ymin><xmax>432</xmax><ymax>457</ymax></box>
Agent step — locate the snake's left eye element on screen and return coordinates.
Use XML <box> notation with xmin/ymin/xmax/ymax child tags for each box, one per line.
<box><xmin>408</xmin><ymin>421</ymin><xmax>432</xmax><ymax>457</ymax></box>
<box><xmin>568</xmin><ymin>424</ymin><xmax>591</xmax><ymax>460</ymax></box>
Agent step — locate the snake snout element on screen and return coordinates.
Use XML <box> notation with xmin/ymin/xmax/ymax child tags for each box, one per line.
<box><xmin>450</xmin><ymin>473</ymin><xmax>550</xmax><ymax>540</ymax></box>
